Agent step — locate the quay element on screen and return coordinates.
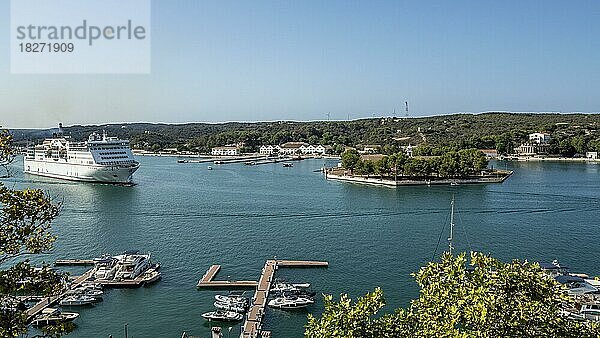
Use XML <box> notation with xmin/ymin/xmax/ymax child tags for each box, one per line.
<box><xmin>26</xmin><ymin>268</ymin><xmax>96</xmax><ymax>322</ymax></box>
<box><xmin>178</xmin><ymin>155</ymin><xmax>271</xmax><ymax>164</ymax></box>
<box><xmin>325</xmin><ymin>170</ymin><xmax>513</xmax><ymax>187</ymax></box>
<box><xmin>198</xmin><ymin>259</ymin><xmax>328</xmax><ymax>338</ymax></box>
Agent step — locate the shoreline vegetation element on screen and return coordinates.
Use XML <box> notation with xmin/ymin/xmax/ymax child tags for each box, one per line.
<box><xmin>10</xmin><ymin>113</ymin><xmax>600</xmax><ymax>159</ymax></box>
<box><xmin>331</xmin><ymin>148</ymin><xmax>513</xmax><ymax>187</ymax></box>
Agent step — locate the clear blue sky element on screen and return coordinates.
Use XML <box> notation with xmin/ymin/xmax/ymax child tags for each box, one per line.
<box><xmin>2</xmin><ymin>0</ymin><xmax>599</xmax><ymax>128</ymax></box>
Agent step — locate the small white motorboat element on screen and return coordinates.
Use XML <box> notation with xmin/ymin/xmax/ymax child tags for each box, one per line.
<box><xmin>31</xmin><ymin>308</ymin><xmax>79</xmax><ymax>326</ymax></box>
<box><xmin>214</xmin><ymin>294</ymin><xmax>249</xmax><ymax>307</ymax></box>
<box><xmin>142</xmin><ymin>269</ymin><xmax>162</xmax><ymax>284</ymax></box>
<box><xmin>272</xmin><ymin>281</ymin><xmax>310</xmax><ymax>292</ymax></box>
<box><xmin>201</xmin><ymin>310</ymin><xmax>243</xmax><ymax>322</ymax></box>
<box><xmin>207</xmin><ymin>166</ymin><xmax>213</xmax><ymax>170</ymax></box>
<box><xmin>60</xmin><ymin>295</ymin><xmax>96</xmax><ymax>306</ymax></box>
<box><xmin>214</xmin><ymin>301</ymin><xmax>246</xmax><ymax>313</ymax></box>
<box><xmin>67</xmin><ymin>288</ymin><xmax>103</xmax><ymax>300</ymax></box>
<box><xmin>268</xmin><ymin>296</ymin><xmax>314</xmax><ymax>309</ymax></box>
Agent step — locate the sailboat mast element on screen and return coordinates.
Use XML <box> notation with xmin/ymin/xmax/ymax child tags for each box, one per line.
<box><xmin>448</xmin><ymin>195</ymin><xmax>455</xmax><ymax>254</ymax></box>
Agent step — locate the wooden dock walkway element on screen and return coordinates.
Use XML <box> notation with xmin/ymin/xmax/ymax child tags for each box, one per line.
<box><xmin>197</xmin><ymin>265</ymin><xmax>258</xmax><ymax>288</ymax></box>
<box><xmin>242</xmin><ymin>260</ymin><xmax>277</xmax><ymax>337</ymax></box>
<box><xmin>276</xmin><ymin>260</ymin><xmax>329</xmax><ymax>268</ymax></box>
<box><xmin>26</xmin><ymin>268</ymin><xmax>96</xmax><ymax>322</ymax></box>
<box><xmin>197</xmin><ymin>259</ymin><xmax>328</xmax><ymax>337</ymax></box>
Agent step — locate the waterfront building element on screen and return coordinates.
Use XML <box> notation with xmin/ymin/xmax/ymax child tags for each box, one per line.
<box><xmin>261</xmin><ymin>143</ymin><xmax>331</xmax><ymax>155</ymax></box>
<box><xmin>514</xmin><ymin>133</ymin><xmax>552</xmax><ymax>155</ymax></box>
<box><xmin>279</xmin><ymin>142</ymin><xmax>308</xmax><ymax>155</ymax></box>
<box><xmin>515</xmin><ymin>143</ymin><xmax>549</xmax><ymax>155</ymax></box>
<box><xmin>529</xmin><ymin>132</ymin><xmax>551</xmax><ymax>144</ymax></box>
<box><xmin>300</xmin><ymin>144</ymin><xmax>330</xmax><ymax>155</ymax></box>
<box><xmin>260</xmin><ymin>145</ymin><xmax>279</xmax><ymax>155</ymax></box>
<box><xmin>211</xmin><ymin>146</ymin><xmax>240</xmax><ymax>156</ymax></box>
<box><xmin>586</xmin><ymin>152</ymin><xmax>598</xmax><ymax>160</ymax></box>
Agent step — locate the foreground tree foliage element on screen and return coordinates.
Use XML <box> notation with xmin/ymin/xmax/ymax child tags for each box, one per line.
<box><xmin>0</xmin><ymin>129</ymin><xmax>15</xmax><ymax>178</ymax></box>
<box><xmin>306</xmin><ymin>252</ymin><xmax>600</xmax><ymax>338</ymax></box>
<box><xmin>0</xmin><ymin>128</ymin><xmax>71</xmax><ymax>338</ymax></box>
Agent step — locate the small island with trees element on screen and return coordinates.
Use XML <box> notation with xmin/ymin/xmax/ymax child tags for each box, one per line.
<box><xmin>327</xmin><ymin>147</ymin><xmax>512</xmax><ymax>186</ymax></box>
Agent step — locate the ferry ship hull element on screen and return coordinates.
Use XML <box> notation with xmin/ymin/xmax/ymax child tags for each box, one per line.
<box><xmin>24</xmin><ymin>158</ymin><xmax>139</xmax><ymax>184</ymax></box>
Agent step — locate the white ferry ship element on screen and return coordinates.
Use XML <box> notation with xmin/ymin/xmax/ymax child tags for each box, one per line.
<box><xmin>24</xmin><ymin>124</ymin><xmax>140</xmax><ymax>184</ymax></box>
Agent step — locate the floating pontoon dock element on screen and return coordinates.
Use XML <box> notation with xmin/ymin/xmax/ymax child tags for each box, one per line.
<box><xmin>197</xmin><ymin>265</ymin><xmax>259</xmax><ymax>288</ymax></box>
<box><xmin>26</xmin><ymin>268</ymin><xmax>96</xmax><ymax>322</ymax></box>
<box><xmin>198</xmin><ymin>259</ymin><xmax>328</xmax><ymax>338</ymax></box>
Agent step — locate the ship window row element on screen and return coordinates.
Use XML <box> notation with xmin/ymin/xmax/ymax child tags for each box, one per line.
<box><xmin>101</xmin><ymin>156</ymin><xmax>130</xmax><ymax>160</ymax></box>
<box><xmin>101</xmin><ymin>160</ymin><xmax>135</xmax><ymax>165</ymax></box>
<box><xmin>99</xmin><ymin>151</ymin><xmax>127</xmax><ymax>155</ymax></box>
<box><xmin>91</xmin><ymin>146</ymin><xmax>128</xmax><ymax>150</ymax></box>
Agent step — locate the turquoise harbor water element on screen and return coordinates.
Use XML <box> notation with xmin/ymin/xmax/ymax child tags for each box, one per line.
<box><xmin>3</xmin><ymin>157</ymin><xmax>600</xmax><ymax>338</ymax></box>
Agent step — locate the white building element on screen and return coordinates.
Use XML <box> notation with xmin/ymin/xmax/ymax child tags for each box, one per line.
<box><xmin>279</xmin><ymin>142</ymin><xmax>307</xmax><ymax>155</ymax></box>
<box><xmin>529</xmin><ymin>133</ymin><xmax>551</xmax><ymax>144</ymax></box>
<box><xmin>299</xmin><ymin>144</ymin><xmax>331</xmax><ymax>155</ymax></box>
<box><xmin>586</xmin><ymin>152</ymin><xmax>598</xmax><ymax>160</ymax></box>
<box><xmin>259</xmin><ymin>145</ymin><xmax>279</xmax><ymax>155</ymax></box>
<box><xmin>515</xmin><ymin>143</ymin><xmax>548</xmax><ymax>155</ymax></box>
<box><xmin>262</xmin><ymin>143</ymin><xmax>331</xmax><ymax>155</ymax></box>
<box><xmin>211</xmin><ymin>146</ymin><xmax>240</xmax><ymax>156</ymax></box>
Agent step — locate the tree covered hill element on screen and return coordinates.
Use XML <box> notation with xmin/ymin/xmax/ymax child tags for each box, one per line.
<box><xmin>10</xmin><ymin>113</ymin><xmax>600</xmax><ymax>154</ymax></box>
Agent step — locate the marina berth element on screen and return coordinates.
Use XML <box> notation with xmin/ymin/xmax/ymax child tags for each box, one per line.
<box><xmin>112</xmin><ymin>252</ymin><xmax>152</xmax><ymax>280</ymax></box>
<box><xmin>271</xmin><ymin>280</ymin><xmax>310</xmax><ymax>292</ymax></box>
<box><xmin>267</xmin><ymin>296</ymin><xmax>314</xmax><ymax>309</ymax></box>
<box><xmin>198</xmin><ymin>259</ymin><xmax>327</xmax><ymax>337</ymax></box>
<box><xmin>90</xmin><ymin>251</ymin><xmax>161</xmax><ymax>287</ymax></box>
<box><xmin>31</xmin><ymin>308</ymin><xmax>79</xmax><ymax>327</ymax></box>
<box><xmin>213</xmin><ymin>301</ymin><xmax>247</xmax><ymax>313</ymax></box>
<box><xmin>201</xmin><ymin>310</ymin><xmax>243</xmax><ymax>322</ymax></box>
<box><xmin>214</xmin><ymin>293</ymin><xmax>250</xmax><ymax>308</ymax></box>
<box><xmin>59</xmin><ymin>294</ymin><xmax>96</xmax><ymax>306</ymax></box>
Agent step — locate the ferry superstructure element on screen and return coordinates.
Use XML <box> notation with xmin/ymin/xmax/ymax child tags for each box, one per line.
<box><xmin>23</xmin><ymin>124</ymin><xmax>140</xmax><ymax>184</ymax></box>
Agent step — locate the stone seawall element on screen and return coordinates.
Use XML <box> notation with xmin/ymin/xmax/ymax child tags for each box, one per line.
<box><xmin>325</xmin><ymin>172</ymin><xmax>512</xmax><ymax>187</ymax></box>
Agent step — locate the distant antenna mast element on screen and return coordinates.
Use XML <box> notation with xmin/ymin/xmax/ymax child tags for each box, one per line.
<box><xmin>327</xmin><ymin>112</ymin><xmax>331</xmax><ymax>121</ymax></box>
<box><xmin>448</xmin><ymin>195</ymin><xmax>455</xmax><ymax>254</ymax></box>
<box><xmin>405</xmin><ymin>101</ymin><xmax>409</xmax><ymax>118</ymax></box>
